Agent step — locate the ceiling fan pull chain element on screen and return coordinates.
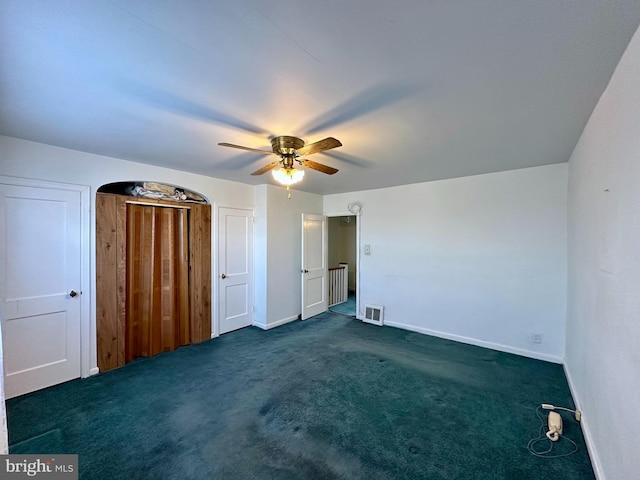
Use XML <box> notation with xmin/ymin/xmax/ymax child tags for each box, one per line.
<box><xmin>287</xmin><ymin>185</ymin><xmax>291</xmax><ymax>199</ymax></box>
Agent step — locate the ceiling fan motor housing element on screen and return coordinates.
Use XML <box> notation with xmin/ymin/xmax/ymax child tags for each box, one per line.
<box><xmin>271</xmin><ymin>136</ymin><xmax>305</xmax><ymax>156</ymax></box>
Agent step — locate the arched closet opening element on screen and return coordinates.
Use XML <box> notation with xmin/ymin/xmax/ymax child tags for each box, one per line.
<box><xmin>96</xmin><ymin>182</ymin><xmax>211</xmax><ymax>372</ymax></box>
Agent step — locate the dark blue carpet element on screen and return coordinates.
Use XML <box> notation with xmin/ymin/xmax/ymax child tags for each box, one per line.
<box><xmin>6</xmin><ymin>313</ymin><xmax>594</xmax><ymax>479</ymax></box>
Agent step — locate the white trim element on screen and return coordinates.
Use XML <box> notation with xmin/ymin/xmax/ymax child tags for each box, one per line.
<box><xmin>212</xmin><ymin>202</ymin><xmax>219</xmax><ymax>338</ymax></box>
<box><xmin>323</xmin><ymin>210</ymin><xmax>353</xmax><ymax>216</ymax></box>
<box><xmin>78</xmin><ymin>185</ymin><xmax>91</xmax><ymax>378</ymax></box>
<box><xmin>355</xmin><ymin>213</ymin><xmax>361</xmax><ymax>318</ymax></box>
<box><xmin>564</xmin><ymin>363</ymin><xmax>603</xmax><ymax>480</ymax></box>
<box><xmin>0</xmin><ymin>175</ymin><xmax>92</xmax><ymax>379</ymax></box>
<box><xmin>0</xmin><ymin>175</ymin><xmax>86</xmax><ymax>191</ymax></box>
<box><xmin>216</xmin><ymin>203</ymin><xmax>254</xmax><ymax>212</ymax></box>
<box><xmin>253</xmin><ymin>315</ymin><xmax>298</xmax><ymax>330</ymax></box>
<box><xmin>384</xmin><ymin>320</ymin><xmax>564</xmax><ymax>364</ymax></box>
<box><xmin>88</xmin><ymin>367</ymin><xmax>100</xmax><ymax>376</ymax></box>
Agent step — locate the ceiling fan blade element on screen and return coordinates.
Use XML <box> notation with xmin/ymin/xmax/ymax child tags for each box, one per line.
<box><xmin>218</xmin><ymin>143</ymin><xmax>273</xmax><ymax>155</ymax></box>
<box><xmin>251</xmin><ymin>162</ymin><xmax>280</xmax><ymax>175</ymax></box>
<box><xmin>296</xmin><ymin>137</ymin><xmax>342</xmax><ymax>156</ymax></box>
<box><xmin>300</xmin><ymin>160</ymin><xmax>339</xmax><ymax>175</ymax></box>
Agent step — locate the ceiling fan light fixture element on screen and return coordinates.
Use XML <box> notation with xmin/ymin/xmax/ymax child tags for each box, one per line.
<box><xmin>272</xmin><ymin>167</ymin><xmax>304</xmax><ymax>186</ymax></box>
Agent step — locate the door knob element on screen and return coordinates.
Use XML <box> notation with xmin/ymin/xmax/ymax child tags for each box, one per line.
<box><xmin>69</xmin><ymin>290</ymin><xmax>78</xmax><ymax>298</ymax></box>
<box><xmin>302</xmin><ymin>269</ymin><xmax>309</xmax><ymax>273</ymax></box>
<box><xmin>221</xmin><ymin>273</ymin><xmax>227</xmax><ymax>279</ymax></box>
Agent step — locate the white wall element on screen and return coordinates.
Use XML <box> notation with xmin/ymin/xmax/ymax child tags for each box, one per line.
<box><xmin>0</xmin><ymin>135</ymin><xmax>254</xmax><ymax>373</ymax></box>
<box><xmin>565</xmin><ymin>25</ymin><xmax>640</xmax><ymax>480</ymax></box>
<box><xmin>253</xmin><ymin>185</ymin><xmax>269</xmax><ymax>329</ymax></box>
<box><xmin>324</xmin><ymin>164</ymin><xmax>567</xmax><ymax>362</ymax></box>
<box><xmin>253</xmin><ymin>184</ymin><xmax>323</xmax><ymax>329</ymax></box>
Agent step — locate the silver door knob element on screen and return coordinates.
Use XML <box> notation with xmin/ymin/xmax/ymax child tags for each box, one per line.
<box><xmin>69</xmin><ymin>290</ymin><xmax>78</xmax><ymax>298</ymax></box>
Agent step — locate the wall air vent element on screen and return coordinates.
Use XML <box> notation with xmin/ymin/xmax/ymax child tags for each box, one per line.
<box><xmin>363</xmin><ymin>304</ymin><xmax>384</xmax><ymax>326</ymax></box>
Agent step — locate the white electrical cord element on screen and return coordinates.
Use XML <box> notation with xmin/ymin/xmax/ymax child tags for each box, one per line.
<box><xmin>541</xmin><ymin>403</ymin><xmax>582</xmax><ymax>421</ymax></box>
<box><xmin>527</xmin><ymin>405</ymin><xmax>579</xmax><ymax>458</ymax></box>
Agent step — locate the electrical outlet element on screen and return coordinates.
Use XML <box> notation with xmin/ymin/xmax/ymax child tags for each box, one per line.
<box><xmin>531</xmin><ymin>333</ymin><xmax>542</xmax><ymax>344</ymax></box>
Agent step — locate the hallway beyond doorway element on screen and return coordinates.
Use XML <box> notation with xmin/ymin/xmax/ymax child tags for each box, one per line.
<box><xmin>329</xmin><ymin>292</ymin><xmax>356</xmax><ymax>317</ymax></box>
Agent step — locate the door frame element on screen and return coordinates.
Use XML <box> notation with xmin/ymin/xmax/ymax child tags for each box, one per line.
<box><xmin>324</xmin><ymin>209</ymin><xmax>362</xmax><ymax>320</ymax></box>
<box><xmin>0</xmin><ymin>175</ymin><xmax>92</xmax><ymax>378</ymax></box>
<box><xmin>214</xmin><ymin>203</ymin><xmax>254</xmax><ymax>337</ymax></box>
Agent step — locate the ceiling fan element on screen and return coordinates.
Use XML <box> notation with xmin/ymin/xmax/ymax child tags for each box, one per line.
<box><xmin>218</xmin><ymin>136</ymin><xmax>342</xmax><ymax>187</ymax></box>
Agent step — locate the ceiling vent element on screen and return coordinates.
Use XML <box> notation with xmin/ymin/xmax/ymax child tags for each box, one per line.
<box><xmin>363</xmin><ymin>304</ymin><xmax>384</xmax><ymax>326</ymax></box>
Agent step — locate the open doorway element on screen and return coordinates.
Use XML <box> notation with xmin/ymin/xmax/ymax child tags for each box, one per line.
<box><xmin>327</xmin><ymin>215</ymin><xmax>357</xmax><ymax>317</ymax></box>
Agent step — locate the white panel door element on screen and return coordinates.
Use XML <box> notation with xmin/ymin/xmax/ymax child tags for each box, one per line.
<box><xmin>301</xmin><ymin>213</ymin><xmax>327</xmax><ymax>320</ymax></box>
<box><xmin>0</xmin><ymin>183</ymin><xmax>82</xmax><ymax>398</ymax></box>
<box><xmin>218</xmin><ymin>207</ymin><xmax>253</xmax><ymax>335</ymax></box>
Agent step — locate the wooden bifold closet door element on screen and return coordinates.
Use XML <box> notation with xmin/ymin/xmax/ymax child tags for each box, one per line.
<box><xmin>97</xmin><ymin>192</ymin><xmax>211</xmax><ymax>372</ymax></box>
<box><xmin>126</xmin><ymin>204</ymin><xmax>190</xmax><ymax>361</ymax></box>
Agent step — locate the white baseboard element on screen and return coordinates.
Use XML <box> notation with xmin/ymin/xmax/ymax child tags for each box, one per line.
<box><xmin>564</xmin><ymin>363</ymin><xmax>603</xmax><ymax>480</ymax></box>
<box><xmin>383</xmin><ymin>320</ymin><xmax>564</xmax><ymax>364</ymax></box>
<box><xmin>88</xmin><ymin>367</ymin><xmax>99</xmax><ymax>376</ymax></box>
<box><xmin>253</xmin><ymin>315</ymin><xmax>298</xmax><ymax>331</ymax></box>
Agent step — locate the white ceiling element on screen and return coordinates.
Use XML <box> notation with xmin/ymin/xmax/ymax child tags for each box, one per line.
<box><xmin>1</xmin><ymin>1</ymin><xmax>639</xmax><ymax>195</ymax></box>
